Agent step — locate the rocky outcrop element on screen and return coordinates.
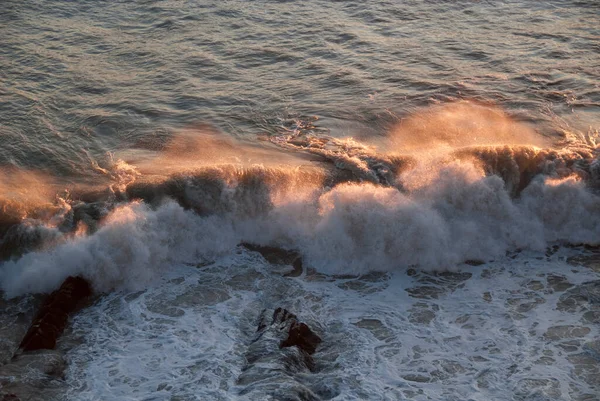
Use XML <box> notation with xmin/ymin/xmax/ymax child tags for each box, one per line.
<box><xmin>277</xmin><ymin>309</ymin><xmax>322</xmax><ymax>355</ymax></box>
<box><xmin>241</xmin><ymin>243</ymin><xmax>303</xmax><ymax>277</ymax></box>
<box><xmin>19</xmin><ymin>276</ymin><xmax>92</xmax><ymax>352</ymax></box>
<box><xmin>0</xmin><ymin>276</ymin><xmax>91</xmax><ymax>401</ymax></box>
<box><xmin>237</xmin><ymin>308</ymin><xmax>322</xmax><ymax>400</ymax></box>
<box><xmin>255</xmin><ymin>307</ymin><xmax>322</xmax><ymax>358</ymax></box>
<box><xmin>0</xmin><ymin>349</ymin><xmax>68</xmax><ymax>401</ymax></box>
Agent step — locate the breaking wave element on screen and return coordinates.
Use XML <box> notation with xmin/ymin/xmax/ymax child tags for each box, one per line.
<box><xmin>1</xmin><ymin>102</ymin><xmax>599</xmax><ymax>297</ymax></box>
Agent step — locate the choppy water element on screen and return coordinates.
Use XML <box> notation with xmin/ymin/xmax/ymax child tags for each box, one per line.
<box><xmin>0</xmin><ymin>0</ymin><xmax>599</xmax><ymax>400</ymax></box>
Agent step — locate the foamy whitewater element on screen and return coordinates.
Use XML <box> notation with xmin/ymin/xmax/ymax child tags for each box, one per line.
<box><xmin>1</xmin><ymin>102</ymin><xmax>599</xmax><ymax>400</ymax></box>
<box><xmin>1</xmin><ymin>0</ymin><xmax>600</xmax><ymax>400</ymax></box>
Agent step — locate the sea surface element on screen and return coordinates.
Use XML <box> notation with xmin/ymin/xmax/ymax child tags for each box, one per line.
<box><xmin>0</xmin><ymin>0</ymin><xmax>599</xmax><ymax>400</ymax></box>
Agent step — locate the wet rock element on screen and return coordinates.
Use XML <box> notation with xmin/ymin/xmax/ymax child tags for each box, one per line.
<box><xmin>434</xmin><ymin>271</ymin><xmax>473</xmax><ymax>282</ymax></box>
<box><xmin>19</xmin><ymin>276</ymin><xmax>92</xmax><ymax>352</ymax></box>
<box><xmin>269</xmin><ymin>308</ymin><xmax>322</xmax><ymax>355</ymax></box>
<box><xmin>403</xmin><ymin>374</ymin><xmax>431</xmax><ymax>383</ymax></box>
<box><xmin>0</xmin><ymin>349</ymin><xmax>67</xmax><ymax>401</ymax></box>
<box><xmin>567</xmin><ymin>252</ymin><xmax>600</xmax><ymax>273</ymax></box>
<box><xmin>1</xmin><ymin>349</ymin><xmax>66</xmax><ymax>379</ymax></box>
<box><xmin>545</xmin><ymin>245</ymin><xmax>560</xmax><ymax>257</ymax></box>
<box><xmin>241</xmin><ymin>243</ymin><xmax>303</xmax><ymax>277</ymax></box>
<box><xmin>0</xmin><ymin>223</ymin><xmax>48</xmax><ymax>261</ymax></box>
<box><xmin>251</xmin><ymin>307</ymin><xmax>322</xmax><ymax>361</ymax></box>
<box><xmin>0</xmin><ymin>295</ymin><xmax>40</xmax><ymax>365</ymax></box>
<box><xmin>238</xmin><ymin>308</ymin><xmax>322</xmax><ymax>400</ymax></box>
<box><xmin>281</xmin><ymin>321</ymin><xmax>322</xmax><ymax>355</ymax></box>
<box><xmin>405</xmin><ymin>285</ymin><xmax>444</xmax><ymax>299</ymax></box>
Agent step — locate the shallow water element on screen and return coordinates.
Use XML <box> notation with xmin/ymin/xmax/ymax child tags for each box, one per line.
<box><xmin>0</xmin><ymin>0</ymin><xmax>599</xmax><ymax>400</ymax></box>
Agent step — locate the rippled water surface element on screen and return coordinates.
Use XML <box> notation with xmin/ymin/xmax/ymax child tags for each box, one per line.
<box><xmin>1</xmin><ymin>0</ymin><xmax>599</xmax><ymax>177</ymax></box>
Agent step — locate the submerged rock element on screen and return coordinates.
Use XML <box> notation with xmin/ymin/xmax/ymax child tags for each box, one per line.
<box><xmin>241</xmin><ymin>243</ymin><xmax>303</xmax><ymax>277</ymax></box>
<box><xmin>19</xmin><ymin>276</ymin><xmax>92</xmax><ymax>352</ymax></box>
<box><xmin>0</xmin><ymin>349</ymin><xmax>67</xmax><ymax>401</ymax></box>
<box><xmin>568</xmin><ymin>252</ymin><xmax>600</xmax><ymax>273</ymax></box>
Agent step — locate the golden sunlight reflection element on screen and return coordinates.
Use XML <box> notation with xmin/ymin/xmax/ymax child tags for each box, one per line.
<box><xmin>0</xmin><ymin>168</ymin><xmax>62</xmax><ymax>221</ymax></box>
<box><xmin>545</xmin><ymin>175</ymin><xmax>583</xmax><ymax>187</ymax></box>
<box><xmin>123</xmin><ymin>126</ymin><xmax>325</xmax><ymax>177</ymax></box>
<box><xmin>385</xmin><ymin>101</ymin><xmax>550</xmax><ymax>155</ymax></box>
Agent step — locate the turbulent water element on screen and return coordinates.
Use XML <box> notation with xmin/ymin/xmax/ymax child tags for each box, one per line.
<box><xmin>1</xmin><ymin>0</ymin><xmax>599</xmax><ymax>400</ymax></box>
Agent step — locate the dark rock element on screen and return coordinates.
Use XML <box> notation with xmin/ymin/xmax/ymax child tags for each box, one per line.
<box><xmin>238</xmin><ymin>308</ymin><xmax>322</xmax><ymax>399</ymax></box>
<box><xmin>1</xmin><ymin>395</ymin><xmax>20</xmax><ymax>401</ymax></box>
<box><xmin>0</xmin><ymin>224</ymin><xmax>46</xmax><ymax>261</ymax></box>
<box><xmin>434</xmin><ymin>271</ymin><xmax>473</xmax><ymax>282</ymax></box>
<box><xmin>568</xmin><ymin>252</ymin><xmax>600</xmax><ymax>273</ymax></box>
<box><xmin>464</xmin><ymin>259</ymin><xmax>485</xmax><ymax>266</ymax></box>
<box><xmin>267</xmin><ymin>308</ymin><xmax>322</xmax><ymax>355</ymax></box>
<box><xmin>287</xmin><ymin>258</ymin><xmax>303</xmax><ymax>277</ymax></box>
<box><xmin>272</xmin><ymin>307</ymin><xmax>297</xmax><ymax>326</ymax></box>
<box><xmin>19</xmin><ymin>276</ymin><xmax>92</xmax><ymax>352</ymax></box>
<box><xmin>406</xmin><ymin>285</ymin><xmax>444</xmax><ymax>300</ymax></box>
<box><xmin>281</xmin><ymin>322</ymin><xmax>322</xmax><ymax>355</ymax></box>
<box><xmin>545</xmin><ymin>245</ymin><xmax>560</xmax><ymax>257</ymax></box>
<box><xmin>241</xmin><ymin>243</ymin><xmax>303</xmax><ymax>277</ymax></box>
<box><xmin>256</xmin><ymin>307</ymin><xmax>322</xmax><ymax>356</ymax></box>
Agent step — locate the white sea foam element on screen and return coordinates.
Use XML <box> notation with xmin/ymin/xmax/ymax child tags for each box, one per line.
<box><xmin>1</xmin><ymin>154</ymin><xmax>599</xmax><ymax>297</ymax></box>
<box><xmin>0</xmin><ymin>201</ymin><xmax>240</xmax><ymax>297</ymax></box>
<box><xmin>1</xmin><ymin>103</ymin><xmax>598</xmax><ymax>295</ymax></box>
<box><xmin>60</xmin><ymin>248</ymin><xmax>599</xmax><ymax>400</ymax></box>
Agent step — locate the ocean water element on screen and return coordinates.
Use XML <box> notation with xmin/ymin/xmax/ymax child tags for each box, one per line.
<box><xmin>0</xmin><ymin>0</ymin><xmax>599</xmax><ymax>400</ymax></box>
